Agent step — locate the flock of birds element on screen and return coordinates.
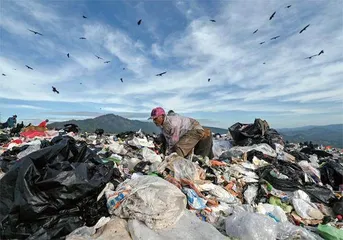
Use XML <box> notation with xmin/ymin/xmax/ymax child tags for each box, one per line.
<box><xmin>1</xmin><ymin>4</ymin><xmax>325</xmax><ymax>93</ymax></box>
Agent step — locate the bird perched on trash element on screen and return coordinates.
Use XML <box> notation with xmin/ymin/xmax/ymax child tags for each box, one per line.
<box><xmin>208</xmin><ymin>78</ymin><xmax>211</xmax><ymax>82</ymax></box>
<box><xmin>253</xmin><ymin>29</ymin><xmax>258</xmax><ymax>34</ymax></box>
<box><xmin>2</xmin><ymin>73</ymin><xmax>6</xmax><ymax>76</ymax></box>
<box><xmin>104</xmin><ymin>61</ymin><xmax>111</xmax><ymax>63</ymax></box>
<box><xmin>137</xmin><ymin>19</ymin><xmax>142</xmax><ymax>25</ymax></box>
<box><xmin>79</xmin><ymin>37</ymin><xmax>86</xmax><ymax>39</ymax></box>
<box><xmin>299</xmin><ymin>24</ymin><xmax>310</xmax><ymax>34</ymax></box>
<box><xmin>83</xmin><ymin>15</ymin><xmax>87</xmax><ymax>19</ymax></box>
<box><xmin>95</xmin><ymin>55</ymin><xmax>103</xmax><ymax>60</ymax></box>
<box><xmin>156</xmin><ymin>71</ymin><xmax>167</xmax><ymax>76</ymax></box>
<box><xmin>67</xmin><ymin>53</ymin><xmax>70</xmax><ymax>58</ymax></box>
<box><xmin>270</xmin><ymin>36</ymin><xmax>280</xmax><ymax>40</ymax></box>
<box><xmin>286</xmin><ymin>5</ymin><xmax>292</xmax><ymax>8</ymax></box>
<box><xmin>269</xmin><ymin>11</ymin><xmax>276</xmax><ymax>20</ymax></box>
<box><xmin>28</xmin><ymin>29</ymin><xmax>43</xmax><ymax>36</ymax></box>
<box><xmin>260</xmin><ymin>41</ymin><xmax>265</xmax><ymax>45</ymax></box>
<box><xmin>25</xmin><ymin>65</ymin><xmax>34</xmax><ymax>70</ymax></box>
<box><xmin>120</xmin><ymin>78</ymin><xmax>123</xmax><ymax>83</ymax></box>
<box><xmin>318</xmin><ymin>50</ymin><xmax>324</xmax><ymax>55</ymax></box>
<box><xmin>210</xmin><ymin>19</ymin><xmax>216</xmax><ymax>22</ymax></box>
<box><xmin>52</xmin><ymin>86</ymin><xmax>59</xmax><ymax>94</ymax></box>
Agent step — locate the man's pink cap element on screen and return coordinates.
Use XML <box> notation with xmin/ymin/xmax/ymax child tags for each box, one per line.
<box><xmin>148</xmin><ymin>107</ymin><xmax>165</xmax><ymax>120</ymax></box>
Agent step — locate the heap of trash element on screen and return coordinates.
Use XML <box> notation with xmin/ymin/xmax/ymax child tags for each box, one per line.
<box><xmin>0</xmin><ymin>119</ymin><xmax>342</xmax><ymax>240</ymax></box>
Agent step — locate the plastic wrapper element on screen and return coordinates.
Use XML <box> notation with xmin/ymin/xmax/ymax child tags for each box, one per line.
<box><xmin>128</xmin><ymin>136</ymin><xmax>154</xmax><ymax>148</ymax></box>
<box><xmin>16</xmin><ymin>143</ymin><xmax>41</xmax><ymax>159</ymax></box>
<box><xmin>128</xmin><ymin>210</ymin><xmax>225</xmax><ymax>240</ymax></box>
<box><xmin>113</xmin><ymin>176</ymin><xmax>187</xmax><ymax>230</ymax></box>
<box><xmin>320</xmin><ymin>160</ymin><xmax>343</xmax><ymax>191</ymax></box>
<box><xmin>107</xmin><ymin>141</ymin><xmax>127</xmax><ymax>155</ymax></box>
<box><xmin>244</xmin><ymin>184</ymin><xmax>258</xmax><ymax>204</ymax></box>
<box><xmin>182</xmin><ymin>187</ymin><xmax>207</xmax><ymax>210</ymax></box>
<box><xmin>0</xmin><ymin>136</ymin><xmax>119</xmax><ymax>239</ymax></box>
<box><xmin>277</xmin><ymin>222</ymin><xmax>324</xmax><ymax>240</ymax></box>
<box><xmin>317</xmin><ymin>224</ymin><xmax>343</xmax><ymax>240</ymax></box>
<box><xmin>225</xmin><ymin>211</ymin><xmax>278</xmax><ymax>240</ymax></box>
<box><xmin>225</xmin><ymin>143</ymin><xmax>277</xmax><ymax>158</ymax></box>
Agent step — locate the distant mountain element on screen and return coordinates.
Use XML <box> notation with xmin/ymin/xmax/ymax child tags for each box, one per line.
<box><xmin>278</xmin><ymin>124</ymin><xmax>343</xmax><ymax>148</ymax></box>
<box><xmin>48</xmin><ymin>114</ymin><xmax>228</xmax><ymax>135</ymax></box>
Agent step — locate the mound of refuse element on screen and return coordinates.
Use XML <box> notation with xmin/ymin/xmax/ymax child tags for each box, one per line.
<box><xmin>0</xmin><ymin>119</ymin><xmax>342</xmax><ymax>239</ymax></box>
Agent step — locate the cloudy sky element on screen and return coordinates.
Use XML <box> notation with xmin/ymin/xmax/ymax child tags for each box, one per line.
<box><xmin>0</xmin><ymin>0</ymin><xmax>342</xmax><ymax>128</ymax></box>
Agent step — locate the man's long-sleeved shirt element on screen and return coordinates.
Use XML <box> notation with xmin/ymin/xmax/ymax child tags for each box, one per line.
<box><xmin>160</xmin><ymin>115</ymin><xmax>203</xmax><ymax>152</ymax></box>
<box><xmin>6</xmin><ymin>117</ymin><xmax>17</xmax><ymax>128</ymax></box>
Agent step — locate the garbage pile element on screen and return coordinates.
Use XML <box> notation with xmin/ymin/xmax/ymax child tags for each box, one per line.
<box><xmin>0</xmin><ymin>119</ymin><xmax>342</xmax><ymax>240</ymax></box>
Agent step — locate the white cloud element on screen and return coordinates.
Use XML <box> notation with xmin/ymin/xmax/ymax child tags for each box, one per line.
<box><xmin>0</xmin><ymin>0</ymin><xmax>342</xmax><ymax>127</ymax></box>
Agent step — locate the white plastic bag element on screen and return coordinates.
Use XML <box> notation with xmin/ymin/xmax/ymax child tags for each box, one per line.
<box><xmin>292</xmin><ymin>190</ymin><xmax>324</xmax><ymax>220</ymax></box>
<box><xmin>244</xmin><ymin>184</ymin><xmax>258</xmax><ymax>205</ymax></box>
<box><xmin>142</xmin><ymin>147</ymin><xmax>162</xmax><ymax>163</ymax></box>
<box><xmin>212</xmin><ymin>140</ymin><xmax>232</xmax><ymax>159</ymax></box>
<box><xmin>128</xmin><ymin>210</ymin><xmax>225</xmax><ymax>240</ymax></box>
<box><xmin>128</xmin><ymin>136</ymin><xmax>154</xmax><ymax>148</ymax></box>
<box><xmin>173</xmin><ymin>158</ymin><xmax>197</xmax><ymax>180</ymax></box>
<box><xmin>114</xmin><ymin>176</ymin><xmax>186</xmax><ymax>229</ymax></box>
<box><xmin>198</xmin><ymin>183</ymin><xmax>237</xmax><ymax>204</ymax></box>
<box><xmin>225</xmin><ymin>211</ymin><xmax>278</xmax><ymax>240</ymax></box>
<box><xmin>66</xmin><ymin>217</ymin><xmax>132</xmax><ymax>240</ymax></box>
<box><xmin>228</xmin><ymin>143</ymin><xmax>277</xmax><ymax>158</ymax></box>
<box><xmin>107</xmin><ymin>141</ymin><xmax>127</xmax><ymax>155</ymax></box>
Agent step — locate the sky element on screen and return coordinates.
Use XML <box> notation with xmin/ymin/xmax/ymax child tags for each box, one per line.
<box><xmin>0</xmin><ymin>0</ymin><xmax>342</xmax><ymax>129</ymax></box>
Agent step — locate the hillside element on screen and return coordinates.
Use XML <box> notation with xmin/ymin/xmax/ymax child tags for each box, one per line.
<box><xmin>48</xmin><ymin>115</ymin><xmax>342</xmax><ymax>147</ymax></box>
<box><xmin>48</xmin><ymin>114</ymin><xmax>228</xmax><ymax>134</ymax></box>
<box><xmin>279</xmin><ymin>124</ymin><xmax>343</xmax><ymax>148</ymax></box>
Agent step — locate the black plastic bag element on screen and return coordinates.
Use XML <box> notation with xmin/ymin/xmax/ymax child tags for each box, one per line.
<box><xmin>333</xmin><ymin>200</ymin><xmax>343</xmax><ymax>215</ymax></box>
<box><xmin>320</xmin><ymin>160</ymin><xmax>343</xmax><ymax>190</ymax></box>
<box><xmin>0</xmin><ymin>136</ymin><xmax>119</xmax><ymax>239</ymax></box>
<box><xmin>229</xmin><ymin>119</ymin><xmax>283</xmax><ymax>148</ymax></box>
<box><xmin>300</xmin><ymin>147</ymin><xmax>333</xmax><ymax>158</ymax></box>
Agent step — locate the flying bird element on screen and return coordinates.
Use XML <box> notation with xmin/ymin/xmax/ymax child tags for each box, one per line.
<box><xmin>67</xmin><ymin>53</ymin><xmax>70</xmax><ymax>58</ymax></box>
<box><xmin>2</xmin><ymin>73</ymin><xmax>6</xmax><ymax>76</ymax></box>
<box><xmin>253</xmin><ymin>29</ymin><xmax>258</xmax><ymax>34</ymax></box>
<box><xmin>120</xmin><ymin>78</ymin><xmax>123</xmax><ymax>83</ymax></box>
<box><xmin>305</xmin><ymin>54</ymin><xmax>318</xmax><ymax>59</ymax></box>
<box><xmin>52</xmin><ymin>86</ymin><xmax>59</xmax><ymax>94</ymax></box>
<box><xmin>259</xmin><ymin>41</ymin><xmax>265</xmax><ymax>45</ymax></box>
<box><xmin>95</xmin><ymin>55</ymin><xmax>103</xmax><ymax>60</ymax></box>
<box><xmin>123</xmin><ymin>68</ymin><xmax>126</xmax><ymax>70</ymax></box>
<box><xmin>270</xmin><ymin>36</ymin><xmax>280</xmax><ymax>40</ymax></box>
<box><xmin>286</xmin><ymin>5</ymin><xmax>292</xmax><ymax>8</ymax></box>
<box><xmin>25</xmin><ymin>65</ymin><xmax>33</xmax><ymax>70</ymax></box>
<box><xmin>28</xmin><ymin>29</ymin><xmax>43</xmax><ymax>36</ymax></box>
<box><xmin>156</xmin><ymin>71</ymin><xmax>167</xmax><ymax>76</ymax></box>
<box><xmin>318</xmin><ymin>50</ymin><xmax>324</xmax><ymax>55</ymax></box>
<box><xmin>208</xmin><ymin>78</ymin><xmax>211</xmax><ymax>82</ymax></box>
<box><xmin>210</xmin><ymin>19</ymin><xmax>216</xmax><ymax>22</ymax></box>
<box><xmin>137</xmin><ymin>19</ymin><xmax>142</xmax><ymax>25</ymax></box>
<box><xmin>83</xmin><ymin>15</ymin><xmax>87</xmax><ymax>19</ymax></box>
<box><xmin>269</xmin><ymin>11</ymin><xmax>276</xmax><ymax>20</ymax></box>
<box><xmin>299</xmin><ymin>24</ymin><xmax>310</xmax><ymax>34</ymax></box>
<box><xmin>104</xmin><ymin>61</ymin><xmax>111</xmax><ymax>63</ymax></box>
<box><xmin>79</xmin><ymin>37</ymin><xmax>86</xmax><ymax>39</ymax></box>
<box><xmin>14</xmin><ymin>69</ymin><xmax>16</xmax><ymax>70</ymax></box>
<box><xmin>80</xmin><ymin>82</ymin><xmax>82</xmax><ymax>84</ymax></box>
<box><xmin>263</xmin><ymin>62</ymin><xmax>266</xmax><ymax>64</ymax></box>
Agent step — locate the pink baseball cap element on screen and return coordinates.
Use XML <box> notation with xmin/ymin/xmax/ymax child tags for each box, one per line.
<box><xmin>148</xmin><ymin>107</ymin><xmax>165</xmax><ymax>120</ymax></box>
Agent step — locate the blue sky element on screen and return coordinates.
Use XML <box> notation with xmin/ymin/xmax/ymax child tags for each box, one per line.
<box><xmin>0</xmin><ymin>0</ymin><xmax>342</xmax><ymax>128</ymax></box>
